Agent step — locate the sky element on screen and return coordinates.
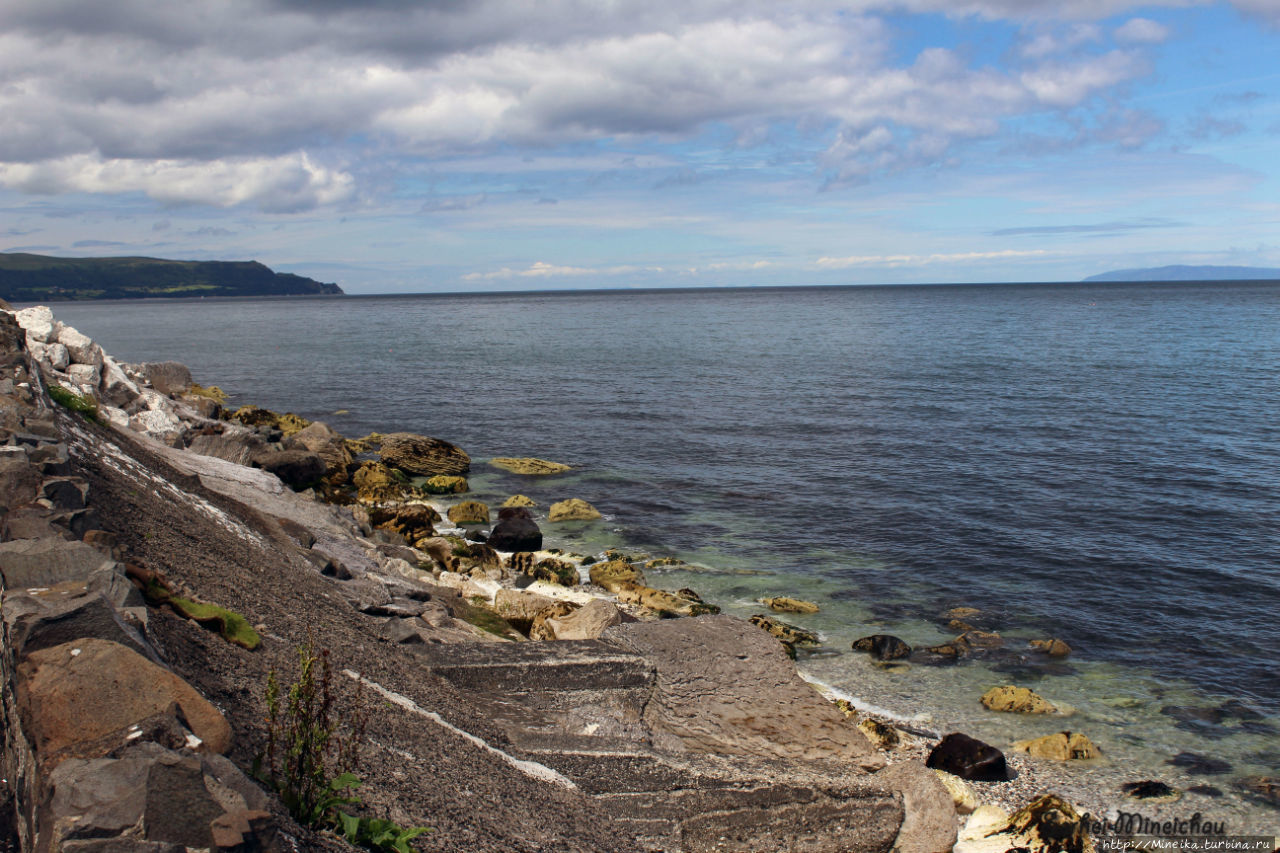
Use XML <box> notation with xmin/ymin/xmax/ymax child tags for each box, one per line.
<box><xmin>1</xmin><ymin>0</ymin><xmax>1279</xmax><ymax>294</ymax></box>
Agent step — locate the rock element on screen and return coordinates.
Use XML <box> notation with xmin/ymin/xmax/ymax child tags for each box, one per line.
<box><xmin>43</xmin><ymin>476</ymin><xmax>88</xmax><ymax>510</ymax></box>
<box><xmin>99</xmin><ymin>355</ymin><xmax>142</xmax><ymax>408</ymax></box>
<box><xmin>588</xmin><ymin>559</ymin><xmax>644</xmax><ymax>592</ymax></box>
<box><xmin>618</xmin><ymin>584</ymin><xmax>719</xmax><ymax>617</ymax></box>
<box><xmin>488</xmin><ymin>457</ymin><xmax>570</xmax><ymax>475</ymax></box>
<box><xmin>290</xmin><ymin>421</ymin><xmax>354</xmax><ymax>485</ymax></box>
<box><xmin>0</xmin><ymin>455</ymin><xmax>42</xmax><ymax>510</ymax></box>
<box><xmin>418</xmin><ymin>537</ymin><xmax>458</xmax><ymax>572</ymax></box>
<box><xmin>759</xmin><ymin>596</ymin><xmax>819</xmax><ymax>614</ymax></box>
<box><xmin>456</xmin><ymin>542</ymin><xmax>502</xmax><ymax>572</ymax></box>
<box><xmin>186</xmin><ymin>430</ymin><xmax>269</xmax><ymax>467</ymax></box>
<box><xmin>67</xmin><ymin>362</ymin><xmax>101</xmax><ymax>389</ymax></box>
<box><xmin>370</xmin><ymin>504</ymin><xmax>438</xmax><ymax>543</ymax></box>
<box><xmin>857</xmin><ymin>718</ymin><xmax>900</xmax><ymax>750</ymax></box>
<box><xmin>852</xmin><ymin>634</ymin><xmax>912</xmax><ymax>661</ymax></box>
<box><xmin>141</xmin><ymin>362</ymin><xmax>193</xmax><ymax>396</ymax></box>
<box><xmin>1012</xmin><ymin>731</ymin><xmax>1100</xmax><ymax>760</ymax></box>
<box><xmin>16</xmin><ymin>638</ymin><xmax>232</xmax><ymax>760</ymax></box>
<box><xmin>955</xmin><ymin>630</ymin><xmax>1004</xmax><ymax>651</ymax></box>
<box><xmin>542</xmin><ymin>598</ymin><xmax>622</xmax><ymax>640</ymax></box>
<box><xmin>14</xmin><ymin>305</ymin><xmax>57</xmax><ymax>342</ymax></box>
<box><xmin>871</xmin><ymin>761</ymin><xmax>959</xmax><ymax>853</ymax></box>
<box><xmin>1168</xmin><ymin>751</ymin><xmax>1232</xmax><ymax>775</ymax></box>
<box><xmin>229</xmin><ymin>405</ymin><xmax>310</xmax><ymax>437</ymax></box>
<box><xmin>914</xmin><ymin>643</ymin><xmax>964</xmax><ymax>665</ymax></box>
<box><xmin>493</xmin><ymin>588</ymin><xmax>557</xmax><ymax>634</ymax></box>
<box><xmin>931</xmin><ymin>769</ymin><xmax>978</xmax><ymax>814</ymax></box>
<box><xmin>547</xmin><ymin>498</ymin><xmax>602</xmax><ymax>521</ymax></box>
<box><xmin>502</xmin><ymin>494</ymin><xmax>537</xmax><ymax>507</ymax></box>
<box><xmin>1236</xmin><ymin>776</ymin><xmax>1280</xmax><ymax>806</ymax></box>
<box><xmin>380</xmin><ymin>431</ymin><xmax>470</xmax><ymax>476</ymax></box>
<box><xmin>447</xmin><ymin>500</ymin><xmax>490</xmax><ymax>525</ymax></box>
<box><xmin>529</xmin><ymin>558</ymin><xmax>578</xmax><ymax>586</ymax></box>
<box><xmin>954</xmin><ymin>794</ymin><xmax>1090</xmax><ymax>853</ymax></box>
<box><xmin>528</xmin><ymin>600</ymin><xmax>580</xmax><ymax>641</ymax></box>
<box><xmin>498</xmin><ymin>505</ymin><xmax>534</xmax><ymax>520</ymax></box>
<box><xmin>3</xmin><ymin>573</ymin><xmax>148</xmax><ymax>659</ymax></box>
<box><xmin>749</xmin><ymin>613</ymin><xmax>819</xmax><ymax>646</ymax></box>
<box><xmin>0</xmin><ymin>538</ymin><xmax>117</xmax><ymax>588</ymax></box>
<box><xmin>1029</xmin><ymin>638</ymin><xmax>1072</xmax><ymax>658</ymax></box>
<box><xmin>351</xmin><ymin>461</ymin><xmax>409</xmax><ymax>504</ymax></box>
<box><xmin>45</xmin><ymin>342</ymin><xmax>72</xmax><ymax>371</ymax></box>
<box><xmin>981</xmin><ymin>685</ymin><xmax>1057</xmax><ymax>714</ymax></box>
<box><xmin>1120</xmin><ymin>780</ymin><xmax>1179</xmax><ymax>801</ymax></box>
<box><xmin>252</xmin><ymin>449</ymin><xmax>326</xmax><ymax>490</ymax></box>
<box><xmin>925</xmin><ymin>733</ymin><xmax>1009</xmax><ymax>782</ymax></box>
<box><xmin>58</xmin><ymin>325</ymin><xmax>102</xmax><ymax>368</ymax></box>
<box><xmin>488</xmin><ymin>516</ymin><xmax>543</xmax><ymax>552</ymax></box>
<box><xmin>423</xmin><ymin>474</ymin><xmax>468</xmax><ymax>494</ymax></box>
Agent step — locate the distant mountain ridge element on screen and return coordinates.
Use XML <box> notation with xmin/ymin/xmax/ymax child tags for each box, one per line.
<box><xmin>0</xmin><ymin>253</ymin><xmax>343</xmax><ymax>301</ymax></box>
<box><xmin>1084</xmin><ymin>264</ymin><xmax>1280</xmax><ymax>282</ymax></box>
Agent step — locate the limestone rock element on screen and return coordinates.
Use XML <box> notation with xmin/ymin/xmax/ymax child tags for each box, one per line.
<box><xmin>528</xmin><ymin>600</ymin><xmax>580</xmax><ymax>641</ymax></box>
<box><xmin>857</xmin><ymin>718</ymin><xmax>900</xmax><ymax>750</ymax></box>
<box><xmin>1012</xmin><ymin>731</ymin><xmax>1100</xmax><ymax>761</ymax></box>
<box><xmin>1029</xmin><ymin>637</ymin><xmax>1072</xmax><ymax>658</ymax></box>
<box><xmin>760</xmin><ymin>596</ymin><xmax>819</xmax><ymax>614</ymax></box>
<box><xmin>447</xmin><ymin>500</ymin><xmax>490</xmax><ymax>525</ymax></box>
<box><xmin>58</xmin><ymin>325</ymin><xmax>102</xmax><ymax>368</ymax></box>
<box><xmin>932</xmin><ymin>769</ymin><xmax>978</xmax><ymax>814</ymax></box>
<box><xmin>502</xmin><ymin>494</ymin><xmax>537</xmax><ymax>507</ymax></box>
<box><xmin>424</xmin><ymin>474</ymin><xmax>468</xmax><ymax>494</ymax></box>
<box><xmin>749</xmin><ymin>613</ymin><xmax>819</xmax><ymax>646</ymax></box>
<box><xmin>141</xmin><ymin>362</ymin><xmax>193</xmax><ymax>396</ymax></box>
<box><xmin>488</xmin><ymin>516</ymin><xmax>543</xmax><ymax>552</ymax></box>
<box><xmin>17</xmin><ymin>638</ymin><xmax>232</xmax><ymax>760</ymax></box>
<box><xmin>67</xmin><ymin>362</ymin><xmax>101</xmax><ymax>389</ymax></box>
<box><xmin>15</xmin><ymin>305</ymin><xmax>57</xmax><ymax>342</ymax></box>
<box><xmin>380</xmin><ymin>431</ymin><xmax>470</xmax><ymax>476</ymax></box>
<box><xmin>542</xmin><ymin>598</ymin><xmax>623</xmax><ymax>640</ymax></box>
<box><xmin>954</xmin><ymin>794</ymin><xmax>1090</xmax><ymax>853</ymax></box>
<box><xmin>548</xmin><ymin>498</ymin><xmax>602</xmax><ymax>521</ymax></box>
<box><xmin>488</xmin><ymin>457</ymin><xmax>570</xmax><ymax>475</ymax></box>
<box><xmin>852</xmin><ymin>634</ymin><xmax>912</xmax><ymax>661</ymax></box>
<box><xmin>925</xmin><ymin>732</ymin><xmax>1008</xmax><ymax>782</ymax></box>
<box><xmin>589</xmin><ymin>559</ymin><xmax>645</xmax><ymax>592</ymax></box>
<box><xmin>493</xmin><ymin>588</ymin><xmax>557</xmax><ymax>633</ymax></box>
<box><xmin>981</xmin><ymin>685</ymin><xmax>1057</xmax><ymax>714</ymax></box>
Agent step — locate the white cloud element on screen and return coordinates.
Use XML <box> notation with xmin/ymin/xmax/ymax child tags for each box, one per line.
<box><xmin>1114</xmin><ymin>17</ymin><xmax>1172</xmax><ymax>43</ymax></box>
<box><xmin>461</xmin><ymin>261</ymin><xmax>665</xmax><ymax>280</ymax></box>
<box><xmin>816</xmin><ymin>249</ymin><xmax>1049</xmax><ymax>268</ymax></box>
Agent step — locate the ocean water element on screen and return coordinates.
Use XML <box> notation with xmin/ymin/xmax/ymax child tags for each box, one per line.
<box><xmin>47</xmin><ymin>281</ymin><xmax>1280</xmax><ymax>826</ymax></box>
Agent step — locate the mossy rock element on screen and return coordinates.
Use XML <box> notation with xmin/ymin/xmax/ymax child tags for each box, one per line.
<box><xmin>187</xmin><ymin>383</ymin><xmax>228</xmax><ymax>404</ymax></box>
<box><xmin>647</xmin><ymin>557</ymin><xmax>686</xmax><ymax>568</ymax></box>
<box><xmin>589</xmin><ymin>559</ymin><xmax>646</xmax><ymax>592</ymax></box>
<box><xmin>345</xmin><ymin>432</ymin><xmax>384</xmax><ymax>454</ymax></box>
<box><xmin>424</xmin><ymin>475</ymin><xmax>469</xmax><ymax>495</ymax></box>
<box><xmin>169</xmin><ymin>597</ymin><xmax>261</xmax><ymax>650</ymax></box>
<box><xmin>749</xmin><ymin>614</ymin><xmax>819</xmax><ymax>646</ymax></box>
<box><xmin>531</xmin><ymin>559</ymin><xmax>578</xmax><ymax>587</ymax></box>
<box><xmin>548</xmin><ymin>498</ymin><xmax>602</xmax><ymax>522</ymax></box>
<box><xmin>447</xmin><ymin>500</ymin><xmax>490</xmax><ymax>525</ymax></box>
<box><xmin>489</xmin><ymin>457</ymin><xmax>571</xmax><ymax>475</ymax></box>
<box><xmin>981</xmin><ymin>685</ymin><xmax>1058</xmax><ymax>714</ymax></box>
<box><xmin>502</xmin><ymin>494</ymin><xmax>537</xmax><ymax>508</ymax></box>
<box><xmin>48</xmin><ymin>385</ymin><xmax>100</xmax><ymax>423</ymax></box>
<box><xmin>760</xmin><ymin>596</ymin><xmax>820</xmax><ymax>614</ymax></box>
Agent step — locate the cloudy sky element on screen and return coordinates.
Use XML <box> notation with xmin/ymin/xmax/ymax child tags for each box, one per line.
<box><xmin>2</xmin><ymin>0</ymin><xmax>1278</xmax><ymax>293</ymax></box>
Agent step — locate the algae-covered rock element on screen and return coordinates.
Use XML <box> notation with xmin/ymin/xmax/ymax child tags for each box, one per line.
<box><xmin>981</xmin><ymin>685</ymin><xmax>1057</xmax><ymax>714</ymax></box>
<box><xmin>749</xmin><ymin>614</ymin><xmax>819</xmax><ymax>646</ymax></box>
<box><xmin>447</xmin><ymin>500</ymin><xmax>490</xmax><ymax>525</ymax></box>
<box><xmin>351</xmin><ymin>461</ymin><xmax>410</xmax><ymax>504</ymax></box>
<box><xmin>529</xmin><ymin>600</ymin><xmax>580</xmax><ymax>641</ymax></box>
<box><xmin>852</xmin><ymin>634</ymin><xmax>912</xmax><ymax>661</ymax></box>
<box><xmin>502</xmin><ymin>494</ymin><xmax>537</xmax><ymax>508</ymax></box>
<box><xmin>1029</xmin><ymin>637</ymin><xmax>1072</xmax><ymax>658</ymax></box>
<box><xmin>1012</xmin><ymin>731</ymin><xmax>1100</xmax><ymax>761</ymax></box>
<box><xmin>530</xmin><ymin>558</ymin><xmax>578</xmax><ymax>586</ymax></box>
<box><xmin>548</xmin><ymin>498</ymin><xmax>602</xmax><ymax>521</ymax></box>
<box><xmin>857</xmin><ymin>717</ymin><xmax>900</xmax><ymax>750</ymax></box>
<box><xmin>424</xmin><ymin>474</ymin><xmax>469</xmax><ymax>494</ymax></box>
<box><xmin>230</xmin><ymin>405</ymin><xmax>311</xmax><ymax>437</ymax></box>
<box><xmin>618</xmin><ymin>584</ymin><xmax>720</xmax><ymax>617</ymax></box>
<box><xmin>380</xmin><ymin>431</ymin><xmax>470</xmax><ymax>476</ymax></box>
<box><xmin>345</xmin><ymin>432</ymin><xmax>383</xmax><ymax>454</ymax></box>
<box><xmin>290</xmin><ymin>421</ymin><xmax>354</xmax><ymax>485</ymax></box>
<box><xmin>589</xmin><ymin>559</ymin><xmax>646</xmax><ymax>592</ymax></box>
<box><xmin>489</xmin><ymin>457</ymin><xmax>571</xmax><ymax>475</ymax></box>
<box><xmin>760</xmin><ymin>596</ymin><xmax>819</xmax><ymax>614</ymax></box>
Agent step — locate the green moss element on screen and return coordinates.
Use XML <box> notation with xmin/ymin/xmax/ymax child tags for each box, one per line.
<box><xmin>458</xmin><ymin>604</ymin><xmax>521</xmax><ymax>640</ymax></box>
<box><xmin>48</xmin><ymin>384</ymin><xmax>101</xmax><ymax>423</ymax></box>
<box><xmin>188</xmin><ymin>383</ymin><xmax>229</xmax><ymax>404</ymax></box>
<box><xmin>169</xmin><ymin>596</ymin><xmax>261</xmax><ymax>650</ymax></box>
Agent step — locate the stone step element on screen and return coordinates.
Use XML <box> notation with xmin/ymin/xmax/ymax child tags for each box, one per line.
<box><xmin>416</xmin><ymin>639</ymin><xmax>654</xmax><ymax>693</ymax></box>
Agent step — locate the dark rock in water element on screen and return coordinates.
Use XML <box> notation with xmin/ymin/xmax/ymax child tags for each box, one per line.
<box><xmin>252</xmin><ymin>449</ymin><xmax>325</xmax><ymax>490</ymax></box>
<box><xmin>1185</xmin><ymin>785</ymin><xmax>1223</xmax><ymax>798</ymax></box>
<box><xmin>852</xmin><ymin>634</ymin><xmax>912</xmax><ymax>661</ymax></box>
<box><xmin>380</xmin><ymin>431</ymin><xmax>470</xmax><ymax>476</ymax></box>
<box><xmin>1235</xmin><ymin>776</ymin><xmax>1280</xmax><ymax>806</ymax></box>
<box><xmin>466</xmin><ymin>528</ymin><xmax>488</xmax><ymax>543</ymax></box>
<box><xmin>913</xmin><ymin>643</ymin><xmax>963</xmax><ymax>665</ymax></box>
<box><xmin>1121</xmin><ymin>780</ymin><xmax>1178</xmax><ymax>800</ymax></box>
<box><xmin>926</xmin><ymin>732</ymin><xmax>1008</xmax><ymax>781</ymax></box>
<box><xmin>498</xmin><ymin>506</ymin><xmax>534</xmax><ymax>521</ymax></box>
<box><xmin>1217</xmin><ymin>699</ymin><xmax>1264</xmax><ymax>721</ymax></box>
<box><xmin>1169</xmin><ymin>752</ymin><xmax>1232</xmax><ymax>775</ymax></box>
<box><xmin>1239</xmin><ymin>720</ymin><xmax>1278</xmax><ymax>735</ymax></box>
<box><xmin>488</xmin><ymin>516</ymin><xmax>543</xmax><ymax>552</ymax></box>
<box><xmin>1161</xmin><ymin>705</ymin><xmax>1226</xmax><ymax>725</ymax></box>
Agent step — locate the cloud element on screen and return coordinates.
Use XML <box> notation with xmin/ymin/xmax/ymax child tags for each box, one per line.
<box><xmin>71</xmin><ymin>239</ymin><xmax>128</xmax><ymax>248</ymax></box>
<box><xmin>462</xmin><ymin>260</ymin><xmax>665</xmax><ymax>280</ymax></box>
<box><xmin>990</xmin><ymin>217</ymin><xmax>1182</xmax><ymax>236</ymax></box>
<box><xmin>1114</xmin><ymin>17</ymin><xmax>1171</xmax><ymax>43</ymax></box>
<box><xmin>816</xmin><ymin>249</ymin><xmax>1048</xmax><ymax>268</ymax></box>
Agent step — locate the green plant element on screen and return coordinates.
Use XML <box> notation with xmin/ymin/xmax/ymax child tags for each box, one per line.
<box><xmin>260</xmin><ymin>638</ymin><xmax>430</xmax><ymax>850</ymax></box>
<box><xmin>47</xmin><ymin>384</ymin><xmax>101</xmax><ymax>423</ymax></box>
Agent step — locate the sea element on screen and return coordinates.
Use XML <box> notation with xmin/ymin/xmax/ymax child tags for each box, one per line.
<box><xmin>46</xmin><ymin>280</ymin><xmax>1280</xmax><ymax>831</ymax></box>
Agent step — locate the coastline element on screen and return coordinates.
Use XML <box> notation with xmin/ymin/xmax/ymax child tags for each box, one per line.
<box><xmin>2</xmin><ymin>301</ymin><xmax>1276</xmax><ymax>851</ymax></box>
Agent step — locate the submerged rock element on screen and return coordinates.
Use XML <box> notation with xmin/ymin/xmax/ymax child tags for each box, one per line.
<box><xmin>748</xmin><ymin>614</ymin><xmax>818</xmax><ymax>646</ymax></box>
<box><xmin>1121</xmin><ymin>780</ymin><xmax>1180</xmax><ymax>801</ymax></box>
<box><xmin>547</xmin><ymin>498</ymin><xmax>602</xmax><ymax>521</ymax></box>
<box><xmin>760</xmin><ymin>596</ymin><xmax>819</xmax><ymax>614</ymax></box>
<box><xmin>1029</xmin><ymin>637</ymin><xmax>1072</xmax><ymax>658</ymax></box>
<box><xmin>489</xmin><ymin>457</ymin><xmax>570</xmax><ymax>475</ymax></box>
<box><xmin>926</xmin><ymin>732</ymin><xmax>1008</xmax><ymax>782</ymax></box>
<box><xmin>1168</xmin><ymin>751</ymin><xmax>1232</xmax><ymax>775</ymax></box>
<box><xmin>1012</xmin><ymin>731</ymin><xmax>1100</xmax><ymax>761</ymax></box>
<box><xmin>981</xmin><ymin>685</ymin><xmax>1057</xmax><ymax>714</ymax></box>
<box><xmin>380</xmin><ymin>431</ymin><xmax>470</xmax><ymax>476</ymax></box>
<box><xmin>852</xmin><ymin>634</ymin><xmax>913</xmax><ymax>661</ymax></box>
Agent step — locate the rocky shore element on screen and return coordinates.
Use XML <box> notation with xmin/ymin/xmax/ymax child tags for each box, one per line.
<box><xmin>0</xmin><ymin>303</ymin><xmax>1272</xmax><ymax>852</ymax></box>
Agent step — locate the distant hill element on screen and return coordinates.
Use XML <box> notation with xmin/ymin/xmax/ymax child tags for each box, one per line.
<box><xmin>0</xmin><ymin>253</ymin><xmax>343</xmax><ymax>302</ymax></box>
<box><xmin>1084</xmin><ymin>264</ymin><xmax>1280</xmax><ymax>283</ymax></box>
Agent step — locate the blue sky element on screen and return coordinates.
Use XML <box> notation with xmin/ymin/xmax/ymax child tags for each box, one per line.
<box><xmin>1</xmin><ymin>0</ymin><xmax>1278</xmax><ymax>293</ymax></box>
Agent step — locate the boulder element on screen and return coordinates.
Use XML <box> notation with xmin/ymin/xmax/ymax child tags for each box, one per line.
<box><xmin>58</xmin><ymin>325</ymin><xmax>102</xmax><ymax>368</ymax></box>
<box><xmin>67</xmin><ymin>363</ymin><xmax>101</xmax><ymax>389</ymax></box>
<box><xmin>542</xmin><ymin>598</ymin><xmax>623</xmax><ymax>640</ymax></box>
<box><xmin>871</xmin><ymin>761</ymin><xmax>959</xmax><ymax>853</ymax></box>
<box><xmin>955</xmin><ymin>630</ymin><xmax>1004</xmax><ymax>651</ymax></box>
<box><xmin>852</xmin><ymin>634</ymin><xmax>912</xmax><ymax>661</ymax></box>
<box><xmin>0</xmin><ymin>538</ymin><xmax>117</xmax><ymax>589</ymax></box>
<box><xmin>588</xmin><ymin>559</ymin><xmax>645</xmax><ymax>592</ymax></box>
<box><xmin>418</xmin><ymin>537</ymin><xmax>458</xmax><ymax>572</ymax></box>
<box><xmin>529</xmin><ymin>558</ymin><xmax>578</xmax><ymax>586</ymax></box>
<box><xmin>760</xmin><ymin>596</ymin><xmax>819</xmax><ymax>614</ymax></box>
<box><xmin>423</xmin><ymin>474</ymin><xmax>468</xmax><ymax>494</ymax></box>
<box><xmin>618</xmin><ymin>584</ymin><xmax>719</xmax><ymax>617</ymax></box>
<box><xmin>447</xmin><ymin>500</ymin><xmax>490</xmax><ymax>525</ymax></box>
<box><xmin>528</xmin><ymin>600</ymin><xmax>581</xmax><ymax>640</ymax></box>
<box><xmin>141</xmin><ymin>362</ymin><xmax>194</xmax><ymax>396</ymax></box>
<box><xmin>981</xmin><ymin>685</ymin><xmax>1057</xmax><ymax>714</ymax></box>
<box><xmin>953</xmin><ymin>795</ymin><xmax>1089</xmax><ymax>853</ymax></box>
<box><xmin>748</xmin><ymin>613</ymin><xmax>819</xmax><ymax>646</ymax></box>
<box><xmin>186</xmin><ymin>430</ymin><xmax>268</xmax><ymax>467</ymax></box>
<box><xmin>548</xmin><ymin>498</ymin><xmax>602</xmax><ymax>521</ymax></box>
<box><xmin>99</xmin><ymin>355</ymin><xmax>142</xmax><ymax>408</ymax></box>
<box><xmin>488</xmin><ymin>457</ymin><xmax>570</xmax><ymax>475</ymax></box>
<box><xmin>1012</xmin><ymin>731</ymin><xmax>1100</xmax><ymax>761</ymax></box>
<box><xmin>502</xmin><ymin>494</ymin><xmax>537</xmax><ymax>507</ymax></box>
<box><xmin>16</xmin><ymin>638</ymin><xmax>232</xmax><ymax>760</ymax></box>
<box><xmin>932</xmin><ymin>769</ymin><xmax>978</xmax><ymax>814</ymax></box>
<box><xmin>493</xmin><ymin>588</ymin><xmax>557</xmax><ymax>633</ymax></box>
<box><xmin>925</xmin><ymin>733</ymin><xmax>1008</xmax><ymax>782</ymax></box>
<box><xmin>380</xmin><ymin>432</ymin><xmax>470</xmax><ymax>476</ymax></box>
<box><xmin>290</xmin><ymin>421</ymin><xmax>354</xmax><ymax>485</ymax></box>
<box><xmin>3</xmin><ymin>573</ymin><xmax>147</xmax><ymax>659</ymax></box>
<box><xmin>488</xmin><ymin>516</ymin><xmax>543</xmax><ymax>552</ymax></box>
<box><xmin>251</xmin><ymin>449</ymin><xmax>326</xmax><ymax>490</ymax></box>
<box><xmin>351</xmin><ymin>461</ymin><xmax>409</xmax><ymax>504</ymax></box>
<box><xmin>14</xmin><ymin>305</ymin><xmax>57</xmax><ymax>342</ymax></box>
<box><xmin>498</xmin><ymin>505</ymin><xmax>535</xmax><ymax>521</ymax></box>
<box><xmin>370</xmin><ymin>504</ymin><xmax>438</xmax><ymax>543</ymax></box>
<box><xmin>1029</xmin><ymin>638</ymin><xmax>1072</xmax><ymax>658</ymax></box>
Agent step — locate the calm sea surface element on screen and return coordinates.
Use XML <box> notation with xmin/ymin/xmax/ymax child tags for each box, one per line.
<box><xmin>47</xmin><ymin>281</ymin><xmax>1280</xmax><ymax>817</ymax></box>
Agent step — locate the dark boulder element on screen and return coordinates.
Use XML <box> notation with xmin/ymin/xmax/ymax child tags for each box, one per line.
<box><xmin>141</xmin><ymin>361</ymin><xmax>193</xmax><ymax>396</ymax></box>
<box><xmin>1120</xmin><ymin>780</ymin><xmax>1178</xmax><ymax>800</ymax></box>
<box><xmin>925</xmin><ymin>732</ymin><xmax>1008</xmax><ymax>781</ymax></box>
<box><xmin>380</xmin><ymin>431</ymin><xmax>470</xmax><ymax>476</ymax></box>
<box><xmin>497</xmin><ymin>506</ymin><xmax>535</xmax><ymax>521</ymax></box>
<box><xmin>488</xmin><ymin>516</ymin><xmax>543</xmax><ymax>552</ymax></box>
<box><xmin>852</xmin><ymin>634</ymin><xmax>912</xmax><ymax>661</ymax></box>
<box><xmin>251</xmin><ymin>449</ymin><xmax>326</xmax><ymax>490</ymax></box>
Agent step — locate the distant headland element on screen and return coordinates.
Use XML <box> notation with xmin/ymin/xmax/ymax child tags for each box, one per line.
<box><xmin>1084</xmin><ymin>264</ymin><xmax>1280</xmax><ymax>282</ymax></box>
<box><xmin>0</xmin><ymin>252</ymin><xmax>343</xmax><ymax>301</ymax></box>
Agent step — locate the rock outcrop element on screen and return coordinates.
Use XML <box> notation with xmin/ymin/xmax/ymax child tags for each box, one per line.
<box><xmin>547</xmin><ymin>498</ymin><xmax>602</xmax><ymax>521</ymax></box>
<box><xmin>380</xmin><ymin>431</ymin><xmax>470</xmax><ymax>476</ymax></box>
<box><xmin>488</xmin><ymin>457</ymin><xmax>570</xmax><ymax>475</ymax></box>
